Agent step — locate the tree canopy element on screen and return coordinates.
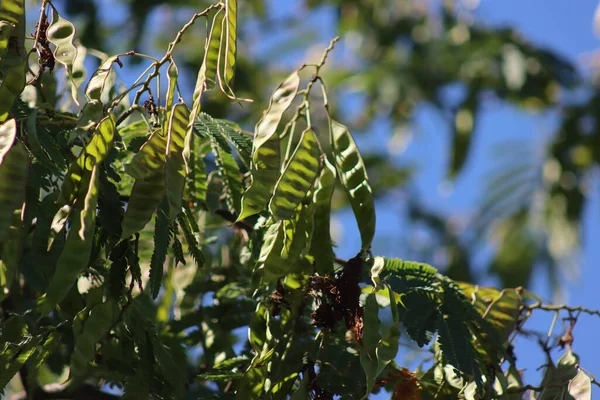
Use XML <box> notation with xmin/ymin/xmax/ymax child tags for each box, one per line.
<box><xmin>0</xmin><ymin>0</ymin><xmax>598</xmax><ymax>399</ymax></box>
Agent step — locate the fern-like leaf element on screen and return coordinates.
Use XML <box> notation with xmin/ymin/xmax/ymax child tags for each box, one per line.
<box><xmin>177</xmin><ymin>208</ymin><xmax>205</xmax><ymax>268</ymax></box>
<box><xmin>171</xmin><ymin>223</ymin><xmax>186</xmax><ymax>267</ymax></box>
<box><xmin>149</xmin><ymin>200</ymin><xmax>171</xmax><ymax>299</ymax></box>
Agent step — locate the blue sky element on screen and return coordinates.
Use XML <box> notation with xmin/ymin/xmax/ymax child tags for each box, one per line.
<box><xmin>356</xmin><ymin>0</ymin><xmax>600</xmax><ymax>396</ymax></box>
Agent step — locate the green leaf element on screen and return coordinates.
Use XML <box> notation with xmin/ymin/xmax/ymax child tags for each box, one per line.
<box><xmin>330</xmin><ymin>119</ymin><xmax>375</xmax><ymax>251</ymax></box>
<box><xmin>0</xmin><ymin>0</ymin><xmax>24</xmax><ymax>27</ymax></box>
<box><xmin>212</xmin><ymin>117</ymin><xmax>253</xmax><ymax>161</ymax></box>
<box><xmin>481</xmin><ymin>289</ymin><xmax>521</xmax><ymax>343</ymax></box>
<box><xmin>398</xmin><ymin>290</ymin><xmax>440</xmax><ymax>347</ymax></box>
<box><xmin>436</xmin><ymin>288</ymin><xmax>484</xmax><ymax>390</ymax></box>
<box><xmin>197</xmin><ymin>371</ymin><xmax>243</xmax><ymax>382</ymax></box>
<box><xmin>0</xmin><ymin>0</ymin><xmax>24</xmax><ymax>61</ymax></box>
<box><xmin>538</xmin><ymin>349</ymin><xmax>580</xmax><ymax>400</ymax></box>
<box><xmin>177</xmin><ymin>206</ymin><xmax>205</xmax><ymax>268</ymax></box>
<box><xmin>195</xmin><ymin>112</ymin><xmax>252</xmax><ymax>164</ymax></box>
<box><xmin>98</xmin><ymin>169</ymin><xmax>123</xmax><ymax>238</ymax></box>
<box><xmin>149</xmin><ymin>200</ymin><xmax>171</xmax><ymax>299</ymax></box>
<box><xmin>376</xmin><ymin>286</ymin><xmax>401</xmax><ymax>371</ymax></box>
<box><xmin>238</xmin><ymin>71</ymin><xmax>300</xmax><ymax>220</ymax></box>
<box><xmin>69</xmin><ymin>300</ymin><xmax>118</xmax><ymax>377</ymax></box>
<box><xmin>316</xmin><ymin>334</ymin><xmax>366</xmax><ymax>396</ymax></box>
<box><xmin>309</xmin><ymin>157</ymin><xmax>336</xmax><ymax>275</ymax></box>
<box><xmin>30</xmin><ymin>331</ymin><xmax>61</xmax><ymax>372</ymax></box>
<box><xmin>0</xmin><ymin>134</ymin><xmax>27</xmax><ymax>242</ymax></box>
<box><xmin>269</xmin><ymin>128</ymin><xmax>320</xmax><ymax>221</ymax></box>
<box><xmin>0</xmin><ymin>336</ymin><xmax>38</xmax><ymax>392</ymax></box>
<box><xmin>194</xmin><ymin>112</ymin><xmax>231</xmax><ymax>153</ymax></box>
<box><xmin>0</xmin><ymin>204</ymin><xmax>23</xmax><ymax>300</ymax></box>
<box><xmin>186</xmin><ymin>132</ymin><xmax>209</xmax><ymax>207</ymax></box>
<box><xmin>358</xmin><ymin>288</ymin><xmax>401</xmax><ymax>399</ymax></box>
<box><xmin>151</xmin><ymin>335</ymin><xmax>186</xmax><ymax>398</ymax></box>
<box><xmin>211</xmin><ymin>136</ymin><xmax>243</xmax><ymax>214</ymax></box>
<box><xmin>290</xmin><ymin>372</ymin><xmax>310</xmax><ymax>400</ymax></box>
<box><xmin>38</xmin><ymin>166</ymin><xmax>99</xmax><ymax>314</ymax></box>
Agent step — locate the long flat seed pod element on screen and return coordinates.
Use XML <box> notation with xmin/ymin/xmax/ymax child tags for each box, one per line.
<box><xmin>85</xmin><ymin>55</ymin><xmax>121</xmax><ymax>102</ymax></box>
<box><xmin>221</xmin><ymin>0</ymin><xmax>237</xmax><ymax>92</ymax></box>
<box><xmin>125</xmin><ymin>127</ymin><xmax>167</xmax><ymax>181</ymax></box>
<box><xmin>47</xmin><ymin>9</ymin><xmax>77</xmax><ymax>80</ymax></box>
<box><xmin>121</xmin><ymin>167</ymin><xmax>166</xmax><ymax>239</ymax></box>
<box><xmin>165</xmin><ymin>104</ymin><xmax>190</xmax><ymax>220</ymax></box>
<box><xmin>268</xmin><ymin>128</ymin><xmax>320</xmax><ymax>221</ymax></box>
<box><xmin>0</xmin><ymin>0</ymin><xmax>25</xmax><ymax>122</ymax></box>
<box><xmin>309</xmin><ymin>157</ymin><xmax>336</xmax><ymax>275</ymax></box>
<box><xmin>69</xmin><ymin>300</ymin><xmax>118</xmax><ymax>377</ymax></box>
<box><xmin>257</xmin><ymin>221</ymin><xmax>285</xmax><ymax>283</ymax></box>
<box><xmin>204</xmin><ymin>8</ymin><xmax>224</xmax><ymax>90</ymax></box>
<box><xmin>238</xmin><ymin>71</ymin><xmax>300</xmax><ymax>220</ymax></box>
<box><xmin>60</xmin><ymin>114</ymin><xmax>116</xmax><ymax>205</ymax></box>
<box><xmin>38</xmin><ymin>166</ymin><xmax>99</xmax><ymax>315</ymax></box>
<box><xmin>330</xmin><ymin>120</ymin><xmax>376</xmax><ymax>251</ymax></box>
<box><xmin>0</xmin><ymin>122</ymin><xmax>27</xmax><ymax>242</ymax></box>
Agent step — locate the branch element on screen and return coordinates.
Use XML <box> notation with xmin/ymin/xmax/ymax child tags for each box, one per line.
<box><xmin>522</xmin><ymin>302</ymin><xmax>600</xmax><ymax>318</ymax></box>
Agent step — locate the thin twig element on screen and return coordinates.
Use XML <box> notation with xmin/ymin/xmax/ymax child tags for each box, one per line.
<box><xmin>302</xmin><ymin>36</ymin><xmax>340</xmax><ymax>106</ymax></box>
<box><xmin>129</xmin><ymin>3</ymin><xmax>223</xmax><ymax>107</ymax></box>
<box><xmin>523</xmin><ymin>302</ymin><xmax>600</xmax><ymax>318</ymax></box>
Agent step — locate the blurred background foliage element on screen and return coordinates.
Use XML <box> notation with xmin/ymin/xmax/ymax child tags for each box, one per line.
<box><xmin>53</xmin><ymin>0</ymin><xmax>595</xmax><ymax>296</ymax></box>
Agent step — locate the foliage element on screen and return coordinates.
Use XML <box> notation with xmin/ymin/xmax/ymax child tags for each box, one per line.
<box><xmin>0</xmin><ymin>1</ymin><xmax>598</xmax><ymax>400</ymax></box>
